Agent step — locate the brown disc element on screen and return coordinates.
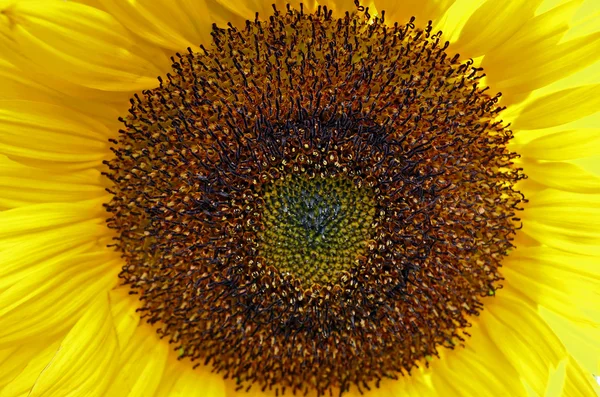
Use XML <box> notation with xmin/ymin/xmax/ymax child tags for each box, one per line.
<box><xmin>105</xmin><ymin>4</ymin><xmax>525</xmax><ymax>396</ymax></box>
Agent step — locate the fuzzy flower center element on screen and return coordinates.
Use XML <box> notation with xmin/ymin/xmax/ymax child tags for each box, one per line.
<box><xmin>104</xmin><ymin>4</ymin><xmax>525</xmax><ymax>396</ymax></box>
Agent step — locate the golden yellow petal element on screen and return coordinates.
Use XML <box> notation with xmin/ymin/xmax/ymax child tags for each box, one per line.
<box><xmin>427</xmin><ymin>312</ymin><xmax>526</xmax><ymax>396</ymax></box>
<box><xmin>541</xmin><ymin>307</ymin><xmax>600</xmax><ymax>377</ymax></box>
<box><xmin>97</xmin><ymin>0</ymin><xmax>213</xmax><ymax>50</ymax></box>
<box><xmin>0</xmin><ymin>101</ymin><xmax>111</xmax><ymax>164</ymax></box>
<box><xmin>523</xmin><ymin>160</ymin><xmax>600</xmax><ymax>193</ymax></box>
<box><xmin>28</xmin><ymin>295</ymin><xmax>119</xmax><ymax>397</ymax></box>
<box><xmin>0</xmin><ymin>155</ymin><xmax>105</xmax><ymax>209</ymax></box>
<box><xmin>374</xmin><ymin>0</ymin><xmax>455</xmax><ymax>27</ymax></box>
<box><xmin>483</xmin><ymin>2</ymin><xmax>600</xmax><ymax>104</ymax></box>
<box><xmin>451</xmin><ymin>0</ymin><xmax>543</xmax><ymax>57</ymax></box>
<box><xmin>521</xmin><ymin>189</ymin><xmax>600</xmax><ymax>255</ymax></box>
<box><xmin>0</xmin><ymin>251</ymin><xmax>118</xmax><ymax>347</ymax></box>
<box><xmin>513</xmin><ymin>84</ymin><xmax>600</xmax><ymax>130</ymax></box>
<box><xmin>0</xmin><ymin>1</ymin><xmax>162</xmax><ymax>91</ymax></box>
<box><xmin>520</xmin><ymin>129</ymin><xmax>600</xmax><ymax>160</ymax></box>
<box><xmin>0</xmin><ymin>340</ymin><xmax>61</xmax><ymax>397</ymax></box>
<box><xmin>209</xmin><ymin>0</ymin><xmax>276</xmax><ymax>22</ymax></box>
<box><xmin>0</xmin><ymin>58</ymin><xmax>57</xmax><ymax>101</ymax></box>
<box><xmin>503</xmin><ymin>248</ymin><xmax>599</xmax><ymax>327</ymax></box>
<box><xmin>109</xmin><ymin>287</ymin><xmax>141</xmax><ymax>349</ymax></box>
<box><xmin>105</xmin><ymin>328</ymin><xmax>169</xmax><ymax>397</ymax></box>
<box><xmin>0</xmin><ymin>221</ymin><xmax>108</xmax><ymax>293</ymax></box>
<box><xmin>483</xmin><ymin>288</ymin><xmax>566</xmax><ymax>395</ymax></box>
<box><xmin>166</xmin><ymin>364</ymin><xmax>227</xmax><ymax>397</ymax></box>
<box><xmin>0</xmin><ymin>199</ymin><xmax>107</xmax><ymax>239</ymax></box>
<box><xmin>560</xmin><ymin>357</ymin><xmax>600</xmax><ymax>396</ymax></box>
<box><xmin>0</xmin><ymin>57</ymin><xmax>131</xmax><ymax>125</ymax></box>
<box><xmin>0</xmin><ymin>342</ymin><xmax>53</xmax><ymax>389</ymax></box>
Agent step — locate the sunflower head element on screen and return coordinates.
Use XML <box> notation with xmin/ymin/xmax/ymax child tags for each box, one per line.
<box><xmin>104</xmin><ymin>4</ymin><xmax>525</xmax><ymax>395</ymax></box>
<box><xmin>3</xmin><ymin>0</ymin><xmax>599</xmax><ymax>396</ymax></box>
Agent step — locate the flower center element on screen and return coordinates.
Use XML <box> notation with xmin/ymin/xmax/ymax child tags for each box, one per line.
<box><xmin>259</xmin><ymin>175</ymin><xmax>377</xmax><ymax>285</ymax></box>
<box><xmin>104</xmin><ymin>3</ymin><xmax>524</xmax><ymax>396</ymax></box>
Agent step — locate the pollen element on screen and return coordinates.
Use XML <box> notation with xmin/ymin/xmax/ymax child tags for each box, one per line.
<box><xmin>104</xmin><ymin>3</ymin><xmax>525</xmax><ymax>396</ymax></box>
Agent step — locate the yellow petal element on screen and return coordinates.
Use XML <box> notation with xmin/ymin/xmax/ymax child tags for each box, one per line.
<box><xmin>0</xmin><ymin>58</ymin><xmax>57</xmax><ymax>101</ymax></box>
<box><xmin>483</xmin><ymin>288</ymin><xmax>565</xmax><ymax>395</ymax></box>
<box><xmin>521</xmin><ymin>189</ymin><xmax>600</xmax><ymax>255</ymax></box>
<box><xmin>0</xmin><ymin>199</ymin><xmax>107</xmax><ymax>238</ymax></box>
<box><xmin>560</xmin><ymin>357</ymin><xmax>600</xmax><ymax>396</ymax></box>
<box><xmin>541</xmin><ymin>307</ymin><xmax>600</xmax><ymax>377</ymax></box>
<box><xmin>513</xmin><ymin>85</ymin><xmax>600</xmax><ymax>130</ymax></box>
<box><xmin>0</xmin><ymin>101</ymin><xmax>111</xmax><ymax>164</ymax></box>
<box><xmin>0</xmin><ymin>342</ymin><xmax>53</xmax><ymax>389</ymax></box>
<box><xmin>483</xmin><ymin>1</ymin><xmax>600</xmax><ymax>104</ymax></box>
<box><xmin>452</xmin><ymin>0</ymin><xmax>543</xmax><ymax>58</ymax></box>
<box><xmin>105</xmin><ymin>328</ymin><xmax>169</xmax><ymax>397</ymax></box>
<box><xmin>523</xmin><ymin>160</ymin><xmax>600</xmax><ymax>193</ymax></box>
<box><xmin>374</xmin><ymin>0</ymin><xmax>456</xmax><ymax>27</ymax></box>
<box><xmin>544</xmin><ymin>358</ymin><xmax>568</xmax><ymax>397</ymax></box>
<box><xmin>109</xmin><ymin>287</ymin><xmax>141</xmax><ymax>349</ymax></box>
<box><xmin>98</xmin><ymin>0</ymin><xmax>213</xmax><ymax>50</ymax></box>
<box><xmin>0</xmin><ymin>155</ymin><xmax>105</xmax><ymax>209</ymax></box>
<box><xmin>0</xmin><ymin>58</ymin><xmax>131</xmax><ymax>126</ymax></box>
<box><xmin>0</xmin><ymin>1</ymin><xmax>162</xmax><ymax>91</ymax></box>
<box><xmin>0</xmin><ymin>251</ymin><xmax>118</xmax><ymax>347</ymax></box>
<box><xmin>210</xmin><ymin>0</ymin><xmax>275</xmax><ymax>22</ymax></box>
<box><xmin>28</xmin><ymin>295</ymin><xmax>119</xmax><ymax>397</ymax></box>
<box><xmin>429</xmin><ymin>318</ymin><xmax>526</xmax><ymax>396</ymax></box>
<box><xmin>520</xmin><ymin>129</ymin><xmax>600</xmax><ymax>160</ymax></box>
<box><xmin>328</xmin><ymin>0</ymin><xmax>357</xmax><ymax>16</ymax></box>
<box><xmin>0</xmin><ymin>220</ymin><xmax>108</xmax><ymax>292</ymax></box>
<box><xmin>503</xmin><ymin>247</ymin><xmax>599</xmax><ymax>326</ymax></box>
<box><xmin>166</xmin><ymin>363</ymin><xmax>227</xmax><ymax>397</ymax></box>
<box><xmin>0</xmin><ymin>341</ymin><xmax>61</xmax><ymax>397</ymax></box>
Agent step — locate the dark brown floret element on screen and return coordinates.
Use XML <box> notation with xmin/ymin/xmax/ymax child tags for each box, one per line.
<box><xmin>104</xmin><ymin>4</ymin><xmax>525</xmax><ymax>396</ymax></box>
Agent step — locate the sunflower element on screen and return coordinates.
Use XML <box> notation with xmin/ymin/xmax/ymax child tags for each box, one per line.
<box><xmin>1</xmin><ymin>0</ymin><xmax>599</xmax><ymax>395</ymax></box>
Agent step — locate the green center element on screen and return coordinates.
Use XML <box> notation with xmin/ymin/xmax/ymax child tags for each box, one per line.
<box><xmin>258</xmin><ymin>175</ymin><xmax>377</xmax><ymax>285</ymax></box>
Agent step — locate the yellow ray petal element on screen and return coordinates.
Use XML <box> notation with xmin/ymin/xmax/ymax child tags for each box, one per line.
<box><xmin>0</xmin><ymin>57</ymin><xmax>132</xmax><ymax>126</ymax></box>
<box><xmin>374</xmin><ymin>0</ymin><xmax>455</xmax><ymax>28</ymax></box>
<box><xmin>503</xmin><ymin>248</ymin><xmax>599</xmax><ymax>326</ymax></box>
<box><xmin>0</xmin><ymin>155</ymin><xmax>105</xmax><ymax>209</ymax></box>
<box><xmin>0</xmin><ymin>220</ymin><xmax>108</xmax><ymax>292</ymax></box>
<box><xmin>0</xmin><ymin>199</ymin><xmax>108</xmax><ymax>238</ymax></box>
<box><xmin>0</xmin><ymin>251</ymin><xmax>118</xmax><ymax>347</ymax></box>
<box><xmin>523</xmin><ymin>160</ymin><xmax>600</xmax><ymax>193</ymax></box>
<box><xmin>451</xmin><ymin>0</ymin><xmax>543</xmax><ymax>58</ymax></box>
<box><xmin>0</xmin><ymin>100</ymin><xmax>111</xmax><ymax>164</ymax></box>
<box><xmin>105</xmin><ymin>328</ymin><xmax>169</xmax><ymax>397</ymax></box>
<box><xmin>166</xmin><ymin>363</ymin><xmax>227</xmax><ymax>397</ymax></box>
<box><xmin>513</xmin><ymin>85</ymin><xmax>600</xmax><ymax>130</ymax></box>
<box><xmin>109</xmin><ymin>287</ymin><xmax>141</xmax><ymax>349</ymax></box>
<box><xmin>209</xmin><ymin>0</ymin><xmax>276</xmax><ymax>23</ymax></box>
<box><xmin>434</xmin><ymin>0</ymin><xmax>485</xmax><ymax>43</ymax></box>
<box><xmin>329</xmin><ymin>0</ymin><xmax>357</xmax><ymax>17</ymax></box>
<box><xmin>560</xmin><ymin>357</ymin><xmax>600</xmax><ymax>396</ymax></box>
<box><xmin>0</xmin><ymin>340</ymin><xmax>61</xmax><ymax>397</ymax></box>
<box><xmin>482</xmin><ymin>1</ymin><xmax>600</xmax><ymax>104</ymax></box>
<box><xmin>0</xmin><ymin>58</ymin><xmax>58</xmax><ymax>102</ymax></box>
<box><xmin>0</xmin><ymin>345</ymin><xmax>20</xmax><ymax>388</ymax></box>
<box><xmin>519</xmin><ymin>129</ymin><xmax>600</xmax><ymax>161</ymax></box>
<box><xmin>483</xmin><ymin>288</ymin><xmax>566</xmax><ymax>395</ymax></box>
<box><xmin>428</xmin><ymin>317</ymin><xmax>526</xmax><ymax>396</ymax></box>
<box><xmin>27</xmin><ymin>295</ymin><xmax>119</xmax><ymax>397</ymax></box>
<box><xmin>521</xmin><ymin>189</ymin><xmax>600</xmax><ymax>255</ymax></box>
<box><xmin>541</xmin><ymin>307</ymin><xmax>600</xmax><ymax>377</ymax></box>
<box><xmin>0</xmin><ymin>342</ymin><xmax>55</xmax><ymax>389</ymax></box>
<box><xmin>387</xmin><ymin>375</ymin><xmax>434</xmax><ymax>397</ymax></box>
<box><xmin>98</xmin><ymin>0</ymin><xmax>213</xmax><ymax>51</ymax></box>
<box><xmin>0</xmin><ymin>1</ymin><xmax>162</xmax><ymax>92</ymax></box>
